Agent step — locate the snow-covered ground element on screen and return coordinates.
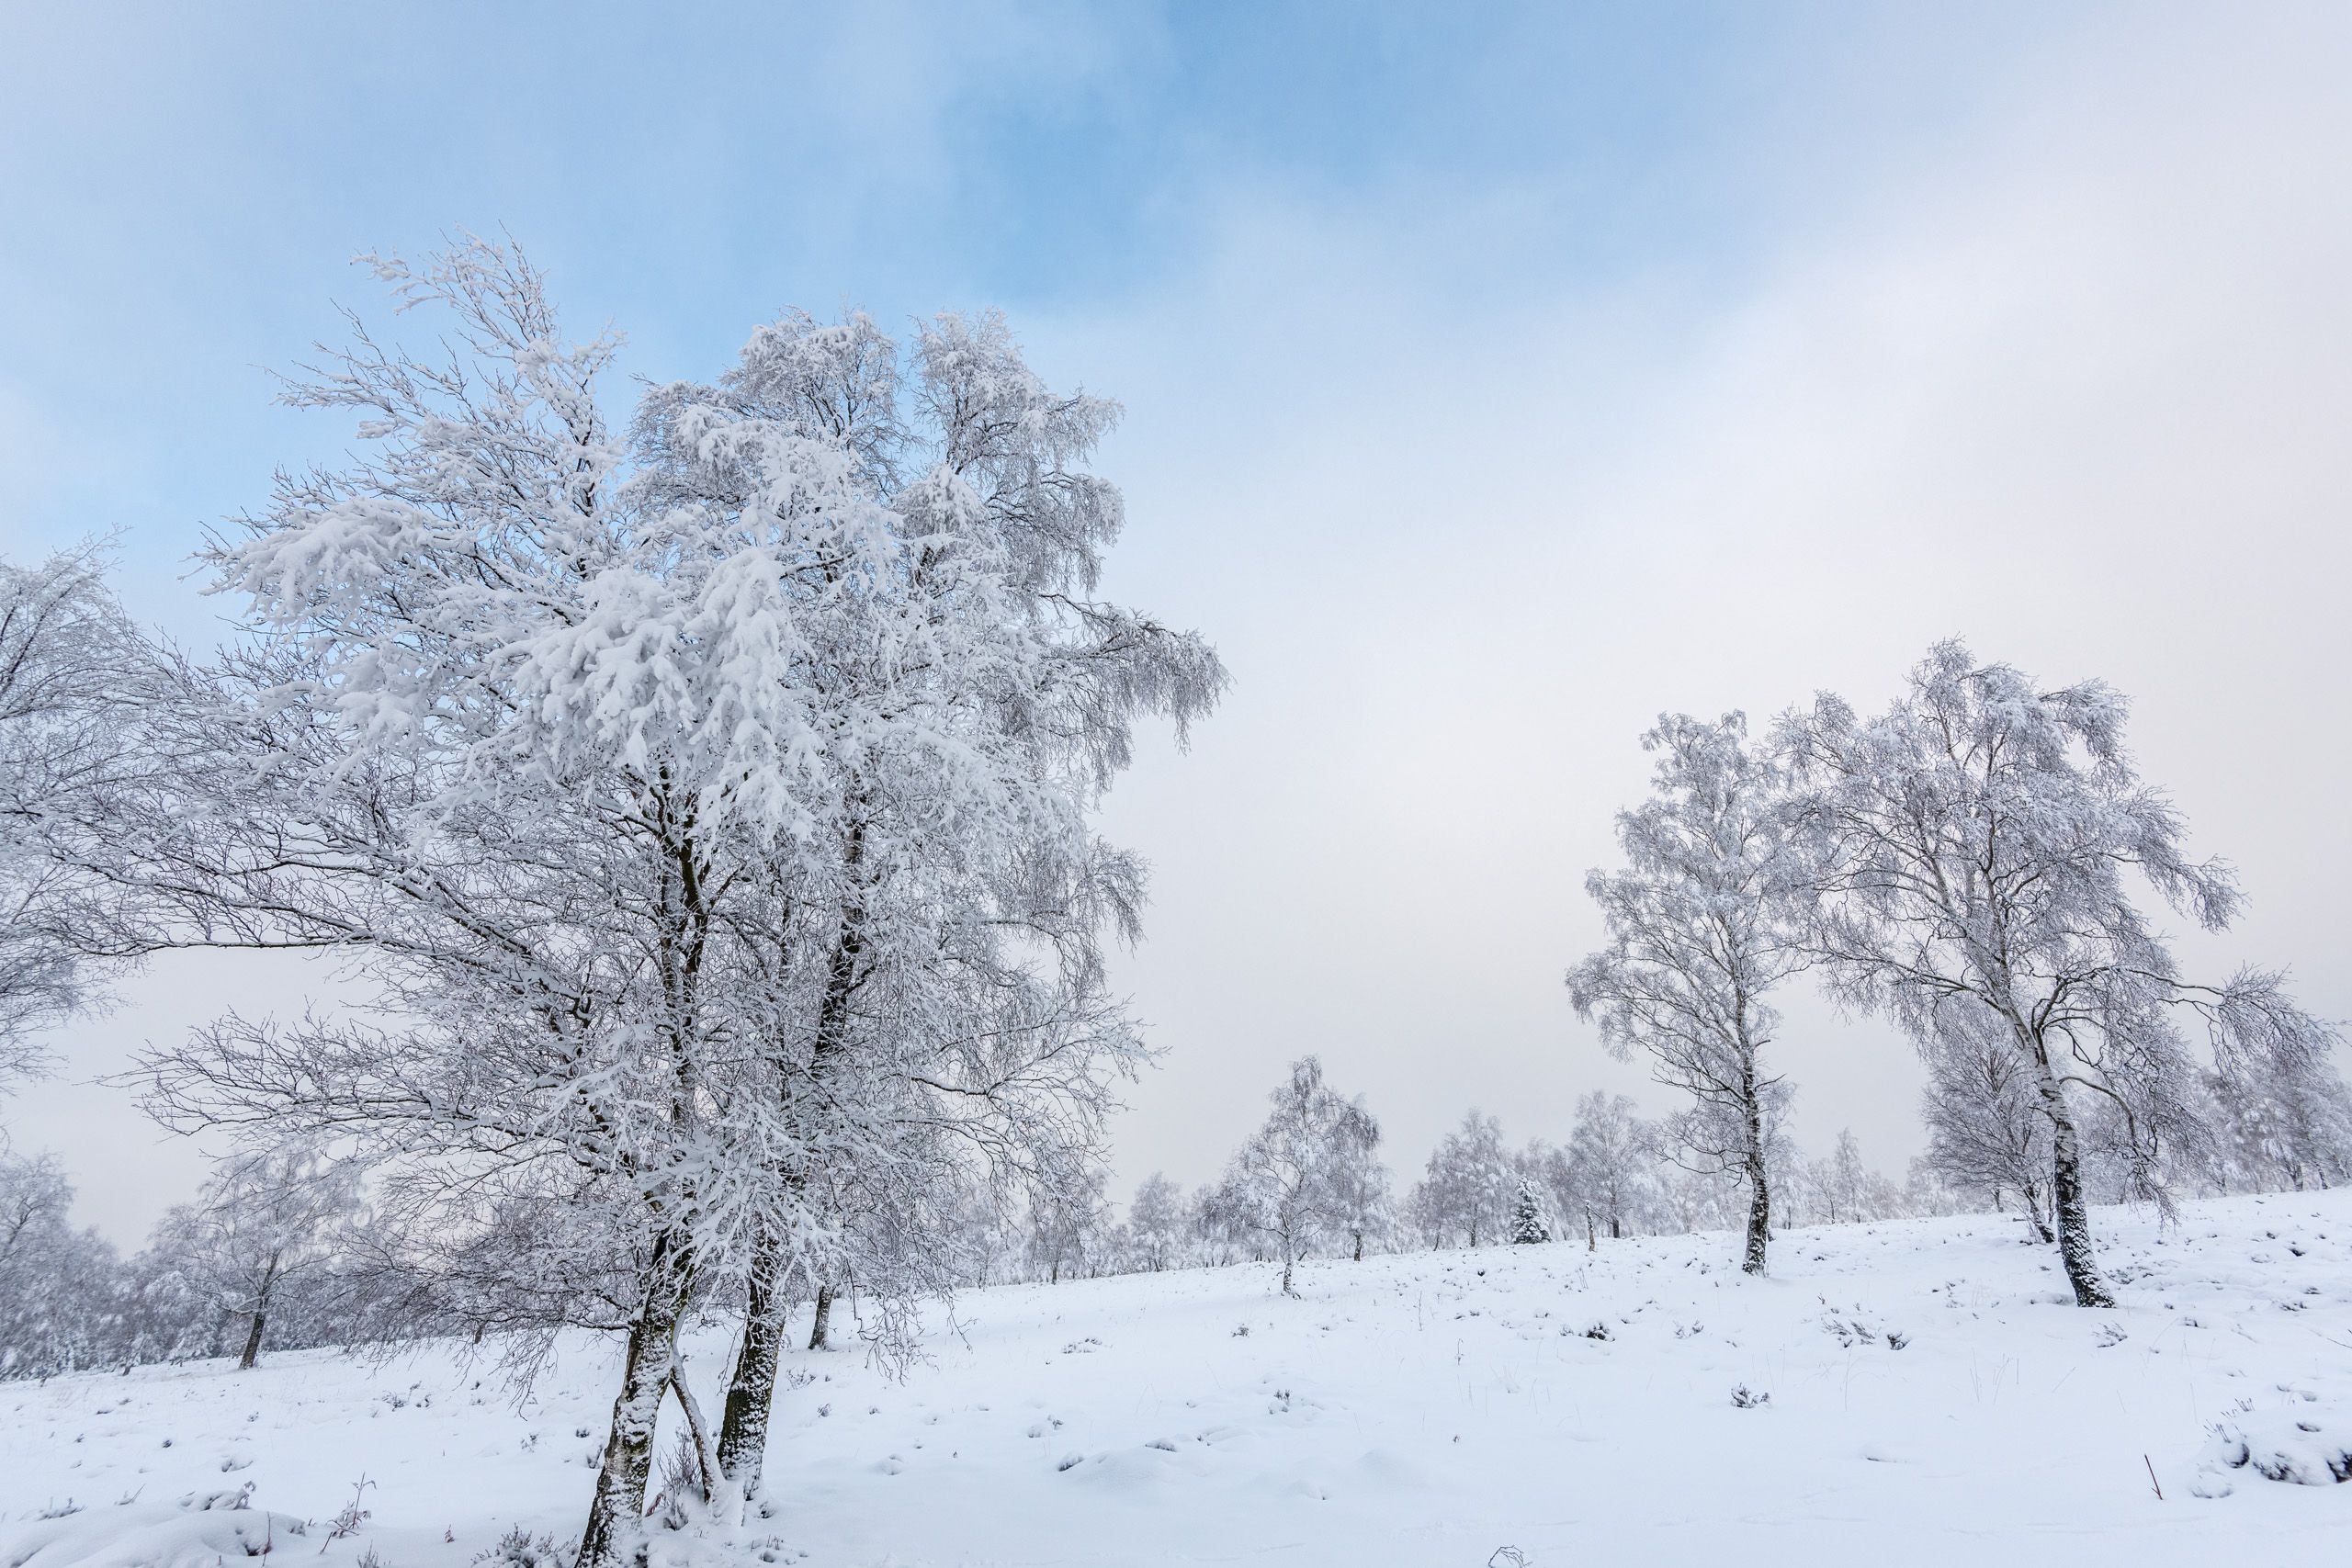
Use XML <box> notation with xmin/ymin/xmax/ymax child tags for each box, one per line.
<box><xmin>6</xmin><ymin>1190</ymin><xmax>2347</xmax><ymax>1568</ymax></box>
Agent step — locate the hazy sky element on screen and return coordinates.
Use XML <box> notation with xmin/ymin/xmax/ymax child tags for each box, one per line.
<box><xmin>5</xmin><ymin>2</ymin><xmax>2347</xmax><ymax>1243</ymax></box>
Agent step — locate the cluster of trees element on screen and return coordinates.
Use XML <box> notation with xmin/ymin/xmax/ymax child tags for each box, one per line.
<box><xmin>0</xmin><ymin>240</ymin><xmax>1223</xmax><ymax>1562</ymax></box>
<box><xmin>1568</xmin><ymin>651</ymin><xmax>2352</xmax><ymax>1299</ymax></box>
<box><xmin>0</xmin><ymin>1146</ymin><xmax>379</xmax><ymax>1380</ymax></box>
<box><xmin>970</xmin><ymin>1067</ymin><xmax>1923</xmax><ymax>1292</ymax></box>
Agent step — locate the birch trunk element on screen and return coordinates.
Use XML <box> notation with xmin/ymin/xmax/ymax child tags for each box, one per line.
<box><xmin>807</xmin><ymin>1282</ymin><xmax>834</xmax><ymax>1351</ymax></box>
<box><xmin>579</xmin><ymin>1235</ymin><xmax>694</xmax><ymax>1568</ymax></box>
<box><xmin>1741</xmin><ymin>1065</ymin><xmax>1770</xmax><ymax>1276</ymax></box>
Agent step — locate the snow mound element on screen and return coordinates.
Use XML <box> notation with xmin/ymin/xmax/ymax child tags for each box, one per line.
<box><xmin>2194</xmin><ymin>1406</ymin><xmax>2352</xmax><ymax>1493</ymax></box>
<box><xmin>4</xmin><ymin>1496</ymin><xmax>302</xmax><ymax>1568</ymax></box>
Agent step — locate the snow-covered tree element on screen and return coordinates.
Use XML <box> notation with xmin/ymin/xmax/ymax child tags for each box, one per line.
<box><xmin>1780</xmin><ymin>640</ymin><xmax>2340</xmax><ymax>1306</ymax></box>
<box><xmin>109</xmin><ymin>241</ymin><xmax>1219</xmax><ymax>1554</ymax></box>
<box><xmin>1408</xmin><ymin>1110</ymin><xmax>1513</xmax><ymax>1247</ymax></box>
<box><xmin>0</xmin><ymin>1152</ymin><xmax>122</xmax><ymax>1377</ymax></box>
<box><xmin>1565</xmin><ymin>1092</ymin><xmax>1652</xmax><ymax>1241</ymax></box>
<box><xmin>1025</xmin><ymin>1161</ymin><xmax>1111</xmax><ymax>1284</ymax></box>
<box><xmin>1124</xmin><ymin>1172</ymin><xmax>1186</xmax><ymax>1272</ymax></box>
<box><xmin>655</xmin><ymin>300</ymin><xmax>1222</xmax><ymax>1500</ymax></box>
<box><xmin>1807</xmin><ymin>1129</ymin><xmax>1899</xmax><ymax>1225</ymax></box>
<box><xmin>1568</xmin><ymin>712</ymin><xmax>1807</xmax><ymax>1275</ymax></box>
<box><xmin>1508</xmin><ymin>1177</ymin><xmax>1550</xmax><ymax>1244</ymax></box>
<box><xmin>158</xmin><ymin>1147</ymin><xmax>362</xmax><ymax>1369</ymax></box>
<box><xmin>1215</xmin><ymin>1055</ymin><xmax>1383</xmax><ymax>1293</ymax></box>
<box><xmin>0</xmin><ymin>544</ymin><xmax>154</xmax><ymax>1098</ymax></box>
<box><xmin>1917</xmin><ymin>1005</ymin><xmax>2057</xmax><ymax>1238</ymax></box>
<box><xmin>2204</xmin><ymin>1013</ymin><xmax>2352</xmax><ymax>1193</ymax></box>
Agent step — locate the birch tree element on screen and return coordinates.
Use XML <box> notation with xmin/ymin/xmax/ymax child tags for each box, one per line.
<box><xmin>1215</xmin><ymin>1055</ymin><xmax>1382</xmax><ymax>1294</ymax></box>
<box><xmin>1409</xmin><ymin>1110</ymin><xmax>1512</xmax><ymax>1247</ymax></box>
<box><xmin>1564</xmin><ymin>1091</ymin><xmax>1652</xmax><ymax>1241</ymax></box>
<box><xmin>163</xmin><ymin>1147</ymin><xmax>361</xmax><ymax>1370</ymax></box>
<box><xmin>1780</xmin><ymin>640</ymin><xmax>2339</xmax><ymax>1306</ymax></box>
<box><xmin>1567</xmin><ymin>712</ymin><xmax>1806</xmax><ymax>1274</ymax></box>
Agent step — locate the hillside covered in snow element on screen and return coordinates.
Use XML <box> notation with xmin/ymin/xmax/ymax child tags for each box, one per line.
<box><xmin>6</xmin><ymin>1190</ymin><xmax>2346</xmax><ymax>1568</ymax></box>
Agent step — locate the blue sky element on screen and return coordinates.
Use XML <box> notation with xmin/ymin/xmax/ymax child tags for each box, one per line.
<box><xmin>3</xmin><ymin>1</ymin><xmax>2064</xmax><ymax>615</ymax></box>
<box><xmin>7</xmin><ymin>3</ymin><xmax>2350</xmax><ymax>1240</ymax></box>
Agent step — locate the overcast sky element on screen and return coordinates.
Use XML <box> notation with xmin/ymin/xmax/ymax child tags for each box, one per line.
<box><xmin>5</xmin><ymin>2</ymin><xmax>2347</xmax><ymax>1244</ymax></box>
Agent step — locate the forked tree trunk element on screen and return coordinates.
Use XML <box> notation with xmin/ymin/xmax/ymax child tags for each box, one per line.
<box><xmin>807</xmin><ymin>1282</ymin><xmax>834</xmax><ymax>1350</ymax></box>
<box><xmin>579</xmin><ymin>1235</ymin><xmax>694</xmax><ymax>1568</ymax></box>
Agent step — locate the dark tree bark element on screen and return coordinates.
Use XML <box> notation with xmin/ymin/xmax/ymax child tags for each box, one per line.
<box><xmin>807</xmin><ymin>1282</ymin><xmax>834</xmax><ymax>1351</ymax></box>
<box><xmin>715</xmin><ymin>1224</ymin><xmax>786</xmax><ymax>1492</ymax></box>
<box><xmin>1741</xmin><ymin>1068</ymin><xmax>1771</xmax><ymax>1276</ymax></box>
<box><xmin>578</xmin><ymin>1234</ymin><xmax>694</xmax><ymax>1568</ymax></box>
<box><xmin>715</xmin><ymin>827</ymin><xmax>865</xmax><ymax>1495</ymax></box>
<box><xmin>2020</xmin><ymin>1028</ymin><xmax>2114</xmax><ymax>1307</ymax></box>
<box><xmin>237</xmin><ymin>1310</ymin><xmax>266</xmax><ymax>1370</ymax></box>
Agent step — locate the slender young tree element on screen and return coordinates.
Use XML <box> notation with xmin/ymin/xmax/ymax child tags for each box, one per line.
<box><xmin>1780</xmin><ymin>640</ymin><xmax>2339</xmax><ymax>1306</ymax></box>
<box><xmin>163</xmin><ymin>1147</ymin><xmax>361</xmax><ymax>1370</ymax></box>
<box><xmin>1216</xmin><ymin>1055</ymin><xmax>1382</xmax><ymax>1295</ymax></box>
<box><xmin>1568</xmin><ymin>712</ymin><xmax>1806</xmax><ymax>1275</ymax></box>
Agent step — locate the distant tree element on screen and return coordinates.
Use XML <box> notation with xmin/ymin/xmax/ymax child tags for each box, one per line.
<box><xmin>1123</xmin><ymin>1172</ymin><xmax>1186</xmax><ymax>1272</ymax></box>
<box><xmin>0</xmin><ymin>1152</ymin><xmax>122</xmax><ymax>1377</ymax></box>
<box><xmin>1508</xmin><ymin>1178</ymin><xmax>1550</xmax><ymax>1244</ymax></box>
<box><xmin>1216</xmin><ymin>1055</ymin><xmax>1383</xmax><ymax>1294</ymax></box>
<box><xmin>1025</xmin><ymin>1161</ymin><xmax>1111</xmax><ymax>1285</ymax></box>
<box><xmin>2204</xmin><ymin>1010</ymin><xmax>2352</xmax><ymax>1193</ymax></box>
<box><xmin>163</xmin><ymin>1147</ymin><xmax>361</xmax><ymax>1369</ymax></box>
<box><xmin>1917</xmin><ymin>1005</ymin><xmax>2057</xmax><ymax>1239</ymax></box>
<box><xmin>1569</xmin><ymin>712</ymin><xmax>1808</xmax><ymax>1275</ymax></box>
<box><xmin>1410</xmin><ymin>1110</ymin><xmax>1514</xmax><ymax>1248</ymax></box>
<box><xmin>1814</xmin><ymin>1130</ymin><xmax>1899</xmax><ymax>1224</ymax></box>
<box><xmin>1780</xmin><ymin>640</ymin><xmax>2341</xmax><ymax>1307</ymax></box>
<box><xmin>1565</xmin><ymin>1092</ymin><xmax>1652</xmax><ymax>1241</ymax></box>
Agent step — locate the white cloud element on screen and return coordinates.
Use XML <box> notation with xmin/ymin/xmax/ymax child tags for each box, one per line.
<box><xmin>1050</xmin><ymin>4</ymin><xmax>2352</xmax><ymax>1194</ymax></box>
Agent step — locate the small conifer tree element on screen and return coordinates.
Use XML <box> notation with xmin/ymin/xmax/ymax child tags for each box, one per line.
<box><xmin>1509</xmin><ymin>1178</ymin><xmax>1550</xmax><ymax>1245</ymax></box>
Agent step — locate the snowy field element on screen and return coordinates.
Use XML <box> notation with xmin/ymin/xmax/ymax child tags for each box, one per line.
<box><xmin>5</xmin><ymin>1190</ymin><xmax>2347</xmax><ymax>1568</ymax></box>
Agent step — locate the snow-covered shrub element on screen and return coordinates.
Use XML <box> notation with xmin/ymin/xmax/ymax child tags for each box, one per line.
<box><xmin>472</xmin><ymin>1524</ymin><xmax>566</xmax><ymax>1568</ymax></box>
